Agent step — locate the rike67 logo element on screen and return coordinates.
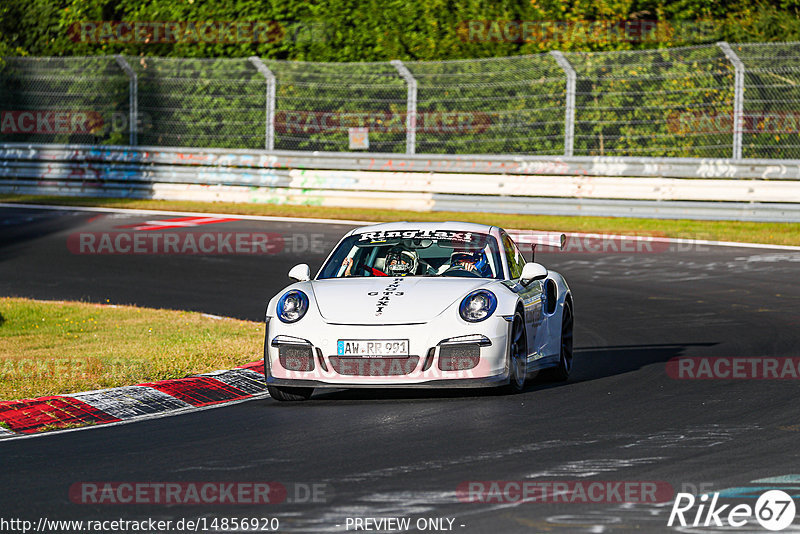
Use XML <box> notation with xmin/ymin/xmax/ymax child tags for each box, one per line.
<box><xmin>668</xmin><ymin>490</ymin><xmax>796</xmax><ymax>531</ymax></box>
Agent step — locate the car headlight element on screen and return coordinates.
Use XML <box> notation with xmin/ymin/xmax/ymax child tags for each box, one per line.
<box><xmin>277</xmin><ymin>290</ymin><xmax>309</xmax><ymax>323</ymax></box>
<box><xmin>459</xmin><ymin>290</ymin><xmax>497</xmax><ymax>322</ymax></box>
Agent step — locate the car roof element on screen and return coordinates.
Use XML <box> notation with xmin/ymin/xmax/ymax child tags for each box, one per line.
<box><xmin>349</xmin><ymin>221</ymin><xmax>498</xmax><ymax>235</ymax></box>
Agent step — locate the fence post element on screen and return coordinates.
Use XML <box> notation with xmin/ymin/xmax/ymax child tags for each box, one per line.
<box><xmin>114</xmin><ymin>55</ymin><xmax>137</xmax><ymax>146</ymax></box>
<box><xmin>390</xmin><ymin>60</ymin><xmax>417</xmax><ymax>155</ymax></box>
<box><xmin>717</xmin><ymin>42</ymin><xmax>745</xmax><ymax>160</ymax></box>
<box><xmin>249</xmin><ymin>56</ymin><xmax>277</xmax><ymax>151</ymax></box>
<box><xmin>550</xmin><ymin>51</ymin><xmax>576</xmax><ymax>157</ymax></box>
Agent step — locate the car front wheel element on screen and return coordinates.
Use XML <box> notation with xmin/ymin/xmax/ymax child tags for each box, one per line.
<box><xmin>544</xmin><ymin>301</ymin><xmax>573</xmax><ymax>382</ymax></box>
<box><xmin>504</xmin><ymin>311</ymin><xmax>527</xmax><ymax>394</ymax></box>
<box><xmin>267</xmin><ymin>385</ymin><xmax>314</xmax><ymax>401</ymax></box>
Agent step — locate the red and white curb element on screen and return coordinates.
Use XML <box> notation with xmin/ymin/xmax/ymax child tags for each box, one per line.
<box><xmin>0</xmin><ymin>362</ymin><xmax>267</xmax><ymax>438</ymax></box>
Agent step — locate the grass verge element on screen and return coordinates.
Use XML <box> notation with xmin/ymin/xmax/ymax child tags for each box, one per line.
<box><xmin>0</xmin><ymin>297</ymin><xmax>263</xmax><ymax>401</ymax></box>
<box><xmin>2</xmin><ymin>194</ymin><xmax>799</xmax><ymax>246</ymax></box>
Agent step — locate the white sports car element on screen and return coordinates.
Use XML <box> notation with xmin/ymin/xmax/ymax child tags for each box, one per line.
<box><xmin>264</xmin><ymin>222</ymin><xmax>573</xmax><ymax>401</ymax></box>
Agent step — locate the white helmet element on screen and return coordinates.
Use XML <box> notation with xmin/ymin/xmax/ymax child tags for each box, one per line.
<box><xmin>385</xmin><ymin>246</ymin><xmax>418</xmax><ymax>276</ymax></box>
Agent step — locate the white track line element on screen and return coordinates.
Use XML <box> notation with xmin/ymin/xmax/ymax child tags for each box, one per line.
<box><xmin>0</xmin><ymin>202</ymin><xmax>372</xmax><ymax>226</ymax></box>
<box><xmin>2</xmin><ymin>202</ymin><xmax>799</xmax><ymax>251</ymax></box>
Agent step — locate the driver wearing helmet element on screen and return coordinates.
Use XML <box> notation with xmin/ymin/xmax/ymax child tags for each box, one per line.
<box><xmin>449</xmin><ymin>250</ymin><xmax>491</xmax><ymax>277</ymax></box>
<box><xmin>385</xmin><ymin>245</ymin><xmax>418</xmax><ymax>276</ymax></box>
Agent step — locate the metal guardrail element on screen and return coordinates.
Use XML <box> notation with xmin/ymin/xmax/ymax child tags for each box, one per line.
<box><xmin>3</xmin><ymin>143</ymin><xmax>800</xmax><ymax>179</ymax></box>
<box><xmin>1</xmin><ymin>143</ymin><xmax>799</xmax><ymax>222</ymax></box>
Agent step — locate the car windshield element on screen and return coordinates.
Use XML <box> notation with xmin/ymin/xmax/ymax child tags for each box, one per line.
<box><xmin>317</xmin><ymin>230</ymin><xmax>504</xmax><ymax>280</ymax></box>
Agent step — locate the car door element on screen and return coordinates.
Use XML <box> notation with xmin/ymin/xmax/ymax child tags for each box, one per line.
<box><xmin>501</xmin><ymin>232</ymin><xmax>543</xmax><ymax>364</ymax></box>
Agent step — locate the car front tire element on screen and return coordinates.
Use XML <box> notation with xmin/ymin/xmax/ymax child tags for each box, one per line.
<box><xmin>543</xmin><ymin>300</ymin><xmax>573</xmax><ymax>382</ymax></box>
<box><xmin>503</xmin><ymin>311</ymin><xmax>527</xmax><ymax>394</ymax></box>
<box><xmin>267</xmin><ymin>385</ymin><xmax>314</xmax><ymax>401</ymax></box>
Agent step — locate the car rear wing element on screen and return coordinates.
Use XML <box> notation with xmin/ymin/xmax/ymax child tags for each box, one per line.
<box><xmin>506</xmin><ymin>231</ymin><xmax>566</xmax><ymax>261</ymax></box>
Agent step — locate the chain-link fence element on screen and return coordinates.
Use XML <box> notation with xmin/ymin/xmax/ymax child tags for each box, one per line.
<box><xmin>735</xmin><ymin>43</ymin><xmax>800</xmax><ymax>159</ymax></box>
<box><xmin>568</xmin><ymin>45</ymin><xmax>735</xmax><ymax>158</ymax></box>
<box><xmin>265</xmin><ymin>59</ymin><xmax>408</xmax><ymax>152</ymax></box>
<box><xmin>0</xmin><ymin>56</ymin><xmax>131</xmax><ymax>145</ymax></box>
<box><xmin>1</xmin><ymin>42</ymin><xmax>799</xmax><ymax>158</ymax></box>
<box><xmin>132</xmin><ymin>57</ymin><xmax>266</xmax><ymax>148</ymax></box>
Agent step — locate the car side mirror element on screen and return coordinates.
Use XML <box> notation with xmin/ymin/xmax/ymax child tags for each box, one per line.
<box><xmin>288</xmin><ymin>263</ymin><xmax>311</xmax><ymax>282</ymax></box>
<box><xmin>519</xmin><ymin>262</ymin><xmax>548</xmax><ymax>285</ymax></box>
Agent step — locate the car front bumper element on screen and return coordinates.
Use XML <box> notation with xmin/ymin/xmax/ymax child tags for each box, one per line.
<box><xmin>265</xmin><ymin>315</ymin><xmax>512</xmax><ymax>388</ymax></box>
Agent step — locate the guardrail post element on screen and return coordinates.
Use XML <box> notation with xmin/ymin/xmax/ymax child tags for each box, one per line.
<box><xmin>114</xmin><ymin>55</ymin><xmax>137</xmax><ymax>146</ymax></box>
<box><xmin>391</xmin><ymin>60</ymin><xmax>417</xmax><ymax>155</ymax></box>
<box><xmin>717</xmin><ymin>42</ymin><xmax>745</xmax><ymax>160</ymax></box>
<box><xmin>249</xmin><ymin>56</ymin><xmax>277</xmax><ymax>151</ymax></box>
<box><xmin>550</xmin><ymin>51</ymin><xmax>576</xmax><ymax>157</ymax></box>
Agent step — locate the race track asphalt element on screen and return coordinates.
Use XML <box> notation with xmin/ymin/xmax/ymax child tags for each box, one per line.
<box><xmin>1</xmin><ymin>205</ymin><xmax>799</xmax><ymax>533</ymax></box>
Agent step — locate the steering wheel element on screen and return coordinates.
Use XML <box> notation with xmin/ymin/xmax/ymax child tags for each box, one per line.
<box><xmin>442</xmin><ymin>265</ymin><xmax>481</xmax><ymax>278</ymax></box>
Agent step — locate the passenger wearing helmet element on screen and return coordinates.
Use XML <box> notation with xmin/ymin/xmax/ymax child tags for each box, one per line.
<box><xmin>385</xmin><ymin>245</ymin><xmax>418</xmax><ymax>276</ymax></box>
<box><xmin>449</xmin><ymin>250</ymin><xmax>491</xmax><ymax>277</ymax></box>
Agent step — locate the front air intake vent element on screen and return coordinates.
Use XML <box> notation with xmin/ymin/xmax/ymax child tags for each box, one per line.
<box><xmin>438</xmin><ymin>344</ymin><xmax>480</xmax><ymax>371</ymax></box>
<box><xmin>279</xmin><ymin>345</ymin><xmax>315</xmax><ymax>372</ymax></box>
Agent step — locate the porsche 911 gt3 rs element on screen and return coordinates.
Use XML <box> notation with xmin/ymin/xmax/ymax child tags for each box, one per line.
<box><xmin>264</xmin><ymin>222</ymin><xmax>573</xmax><ymax>401</ymax></box>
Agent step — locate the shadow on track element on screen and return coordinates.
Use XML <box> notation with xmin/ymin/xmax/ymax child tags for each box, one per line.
<box><xmin>0</xmin><ymin>206</ymin><xmax>95</xmax><ymax>262</ymax></box>
<box><xmin>569</xmin><ymin>342</ymin><xmax>718</xmax><ymax>383</ymax></box>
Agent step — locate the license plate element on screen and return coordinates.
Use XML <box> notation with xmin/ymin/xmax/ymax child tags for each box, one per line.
<box><xmin>337</xmin><ymin>339</ymin><xmax>409</xmax><ymax>358</ymax></box>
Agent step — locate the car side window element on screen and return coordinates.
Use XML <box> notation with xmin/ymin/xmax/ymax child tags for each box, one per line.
<box><xmin>502</xmin><ymin>233</ymin><xmax>526</xmax><ymax>279</ymax></box>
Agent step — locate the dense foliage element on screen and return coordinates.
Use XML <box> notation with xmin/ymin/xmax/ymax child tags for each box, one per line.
<box><xmin>2</xmin><ymin>0</ymin><xmax>800</xmax><ymax>60</ymax></box>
